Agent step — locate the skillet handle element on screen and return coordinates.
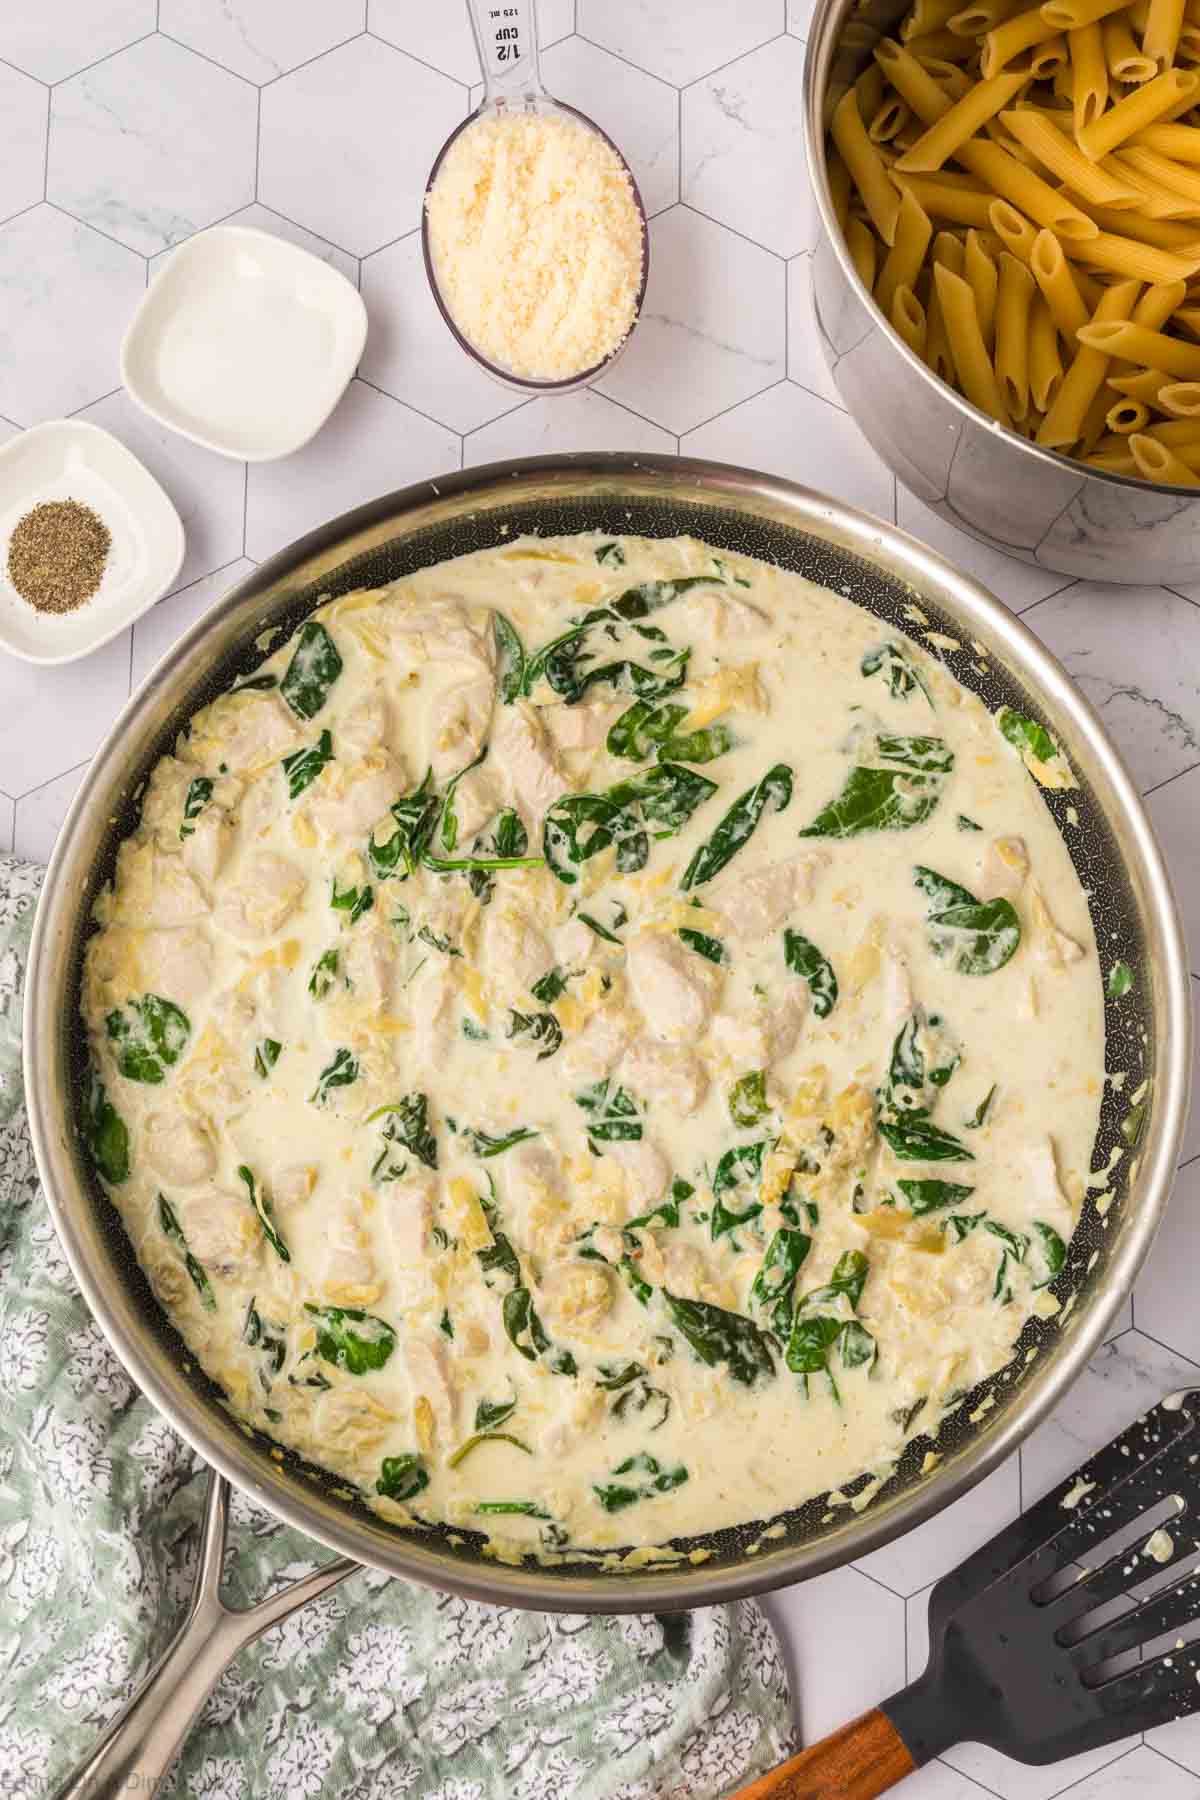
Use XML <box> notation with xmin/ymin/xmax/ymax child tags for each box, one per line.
<box><xmin>726</xmin><ymin>1708</ymin><xmax>916</xmax><ymax>1800</ymax></box>
<box><xmin>52</xmin><ymin>1468</ymin><xmax>358</xmax><ymax>1800</ymax></box>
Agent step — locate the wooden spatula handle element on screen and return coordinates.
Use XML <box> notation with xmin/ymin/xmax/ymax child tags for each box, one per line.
<box><xmin>727</xmin><ymin>1707</ymin><xmax>915</xmax><ymax>1800</ymax></box>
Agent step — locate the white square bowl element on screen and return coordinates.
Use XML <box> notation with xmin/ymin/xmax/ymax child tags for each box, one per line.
<box><xmin>0</xmin><ymin>420</ymin><xmax>185</xmax><ymax>666</ymax></box>
<box><xmin>121</xmin><ymin>225</ymin><xmax>368</xmax><ymax>461</ymax></box>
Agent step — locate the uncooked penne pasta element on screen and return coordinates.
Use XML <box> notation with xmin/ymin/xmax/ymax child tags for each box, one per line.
<box><xmin>903</xmin><ymin>0</ymin><xmax>963</xmax><ymax>39</ymax></box>
<box><xmin>1144</xmin><ymin>0</ymin><xmax>1187</xmax><ymax>69</ymax></box>
<box><xmin>1107</xmin><ymin>396</ymin><xmax>1153</xmax><ymax>426</ymax></box>
<box><xmin>932</xmin><ymin>228</ymin><xmax>968</xmax><ymax>273</ymax></box>
<box><xmin>1042</xmin><ymin>0</ymin><xmax>1132</xmax><ymax>28</ymax></box>
<box><xmin>1069</xmin><ymin>22</ymin><xmax>1109</xmax><ymax>130</ymax></box>
<box><xmin>1107</xmin><ymin>364</ymin><xmax>1176</xmax><ymax>402</ymax></box>
<box><xmin>1135</xmin><ymin>276</ymin><xmax>1190</xmax><ymax>323</ymax></box>
<box><xmin>964</xmin><ymin>226</ymin><xmax>1001</xmax><ymax>345</ymax></box>
<box><xmin>1001</xmin><ymin>105</ymin><xmax>1144</xmax><ymax>198</ymax></box>
<box><xmin>829</xmin><ymin>147</ymin><xmax>854</xmax><ymax>230</ymax></box>
<box><xmin>1078</xmin><ymin>315</ymin><xmax>1200</xmax><ymax>369</ymax></box>
<box><xmin>1104</xmin><ymin>152</ymin><xmax>1200</xmax><ymax>212</ymax></box>
<box><xmin>989</xmin><ymin>195</ymin><xmax>1041</xmax><ymax>259</ymax></box>
<box><xmin>925</xmin><ymin>268</ymin><xmax>959</xmax><ymax>377</ymax></box>
<box><xmin>1077</xmin><ymin>66</ymin><xmax>1200</xmax><ymax>158</ymax></box>
<box><xmin>833</xmin><ymin>87</ymin><xmax>902</xmax><ymax>244</ymax></box>
<box><xmin>1130</xmin><ymin>430</ymin><xmax>1200</xmax><ymax>475</ymax></box>
<box><xmin>1162</xmin><ymin>376</ymin><xmax>1200</xmax><ymax>405</ymax></box>
<box><xmin>847</xmin><ymin>214</ymin><xmax>880</xmax><ymax>289</ymax></box>
<box><xmin>1037</xmin><ymin>276</ymin><xmax>1141</xmax><ymax>445</ymax></box>
<box><xmin>950</xmin><ymin>0</ymin><xmax>1026</xmax><ymax>32</ymax></box>
<box><xmin>1031</xmin><ymin>32</ymin><xmax>1071</xmax><ymax>73</ymax></box>
<box><xmin>960</xmin><ymin>134</ymin><xmax>1100</xmax><ymax>233</ymax></box>
<box><xmin>1031</xmin><ymin>224</ymin><xmax>1094</xmax><ymax>328</ymax></box>
<box><xmin>875</xmin><ymin>36</ymin><xmax>957</xmax><ymax>121</ymax></box>
<box><xmin>1071</xmin><ymin>228</ymin><xmax>1200</xmax><ymax>280</ymax></box>
<box><xmin>996</xmin><ymin>250</ymin><xmax>1037</xmax><ymax>411</ymax></box>
<box><xmin>982</xmin><ymin>7</ymin><xmax>1062</xmax><ymax>76</ymax></box>
<box><xmin>895</xmin><ymin>69</ymin><xmax>1028</xmax><ymax>167</ymax></box>
<box><xmin>870</xmin><ymin>95</ymin><xmax>914</xmax><ymax>140</ymax></box>
<box><xmin>909</xmin><ymin>28</ymin><xmax>980</xmax><ymax>59</ymax></box>
<box><xmin>891</xmin><ymin>283</ymin><xmax>930</xmax><ymax>352</ymax></box>
<box><xmin>893</xmin><ymin>172</ymin><xmax>998</xmax><ymax>225</ymax></box>
<box><xmin>1129</xmin><ymin>121</ymin><xmax>1200</xmax><ymax>156</ymax></box>
<box><xmin>934</xmin><ymin>260</ymin><xmax>1014</xmax><ymax>419</ymax></box>
<box><xmin>1119</xmin><ymin>140</ymin><xmax>1200</xmax><ymax>197</ymax></box>
<box><xmin>1030</xmin><ymin>291</ymin><xmax>1066</xmax><ymax>403</ymax></box>
<box><xmin>876</xmin><ymin>184</ymin><xmax>935</xmax><ymax>314</ymax></box>
<box><xmin>1079</xmin><ymin>203</ymin><xmax>1200</xmax><ymax>245</ymax></box>
<box><xmin>1102</xmin><ymin>14</ymin><xmax>1158</xmax><ymax>78</ymax></box>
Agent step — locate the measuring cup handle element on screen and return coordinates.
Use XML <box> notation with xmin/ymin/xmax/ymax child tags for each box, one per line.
<box><xmin>466</xmin><ymin>0</ymin><xmax>545</xmax><ymax>106</ymax></box>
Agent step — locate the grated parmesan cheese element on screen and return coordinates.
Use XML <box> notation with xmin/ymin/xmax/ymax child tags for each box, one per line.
<box><xmin>426</xmin><ymin>111</ymin><xmax>643</xmax><ymax>380</ymax></box>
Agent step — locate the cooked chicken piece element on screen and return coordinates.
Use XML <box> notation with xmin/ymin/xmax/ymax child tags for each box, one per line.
<box><xmin>385</xmin><ymin>598</ymin><xmax>494</xmax><ymax>670</ymax></box>
<box><xmin>407</xmin><ymin>963</ymin><xmax>454</xmax><ymax>1070</ymax></box>
<box><xmin>541</xmin><ymin>1260</ymin><xmax>612</xmax><ymax>1332</ymax></box>
<box><xmin>711</xmin><ymin>854</ymin><xmax>827</xmax><ymax>943</ymax></box>
<box><xmin>675</xmin><ymin>587</ymin><xmax>770</xmax><ymax>640</ymax></box>
<box><xmin>984</xmin><ymin>835</ymin><xmax>1029</xmax><ymax>900</ymax></box>
<box><xmin>768</xmin><ymin>983</ymin><xmax>809</xmax><ymax>1062</ymax></box>
<box><xmin>309</xmin><ymin>753</ymin><xmax>399</xmax><ymax>844</ymax></box>
<box><xmin>452</xmin><ymin>764</ymin><xmax>502</xmax><ymax>841</ymax></box>
<box><xmin>181</xmin><ymin>808</ymin><xmax>234</xmax><ymax>886</ymax></box>
<box><xmin>387</xmin><ymin>1170</ymin><xmax>435</xmax><ymax>1266</ymax></box>
<box><xmin>1026</xmin><ymin>1137</ymin><xmax>1072</xmax><ymax>1224</ymax></box>
<box><xmin>554</xmin><ymin>915</ymin><xmax>597</xmax><ymax>966</ymax></box>
<box><xmin>541</xmin><ymin>701</ymin><xmax>622</xmax><ymax>752</ymax></box>
<box><xmin>491</xmin><ymin>701</ymin><xmax>570</xmax><ymax>828</ymax></box>
<box><xmin>273</xmin><ymin>1164</ymin><xmax>316</xmax><ymax>1210</ymax></box>
<box><xmin>506</xmin><ymin>1137</ymin><xmax>562</xmax><ymax>1213</ymax></box>
<box><xmin>343</xmin><ymin>926</ymin><xmax>398</xmax><ymax>1010</ymax></box>
<box><xmin>607</xmin><ymin>1135</ymin><xmax>671</xmax><ymax>1208</ymax></box>
<box><xmin>112</xmin><ymin>843</ymin><xmax>210</xmax><ymax>928</ymax></box>
<box><xmin>1030</xmin><ymin>884</ymin><xmax>1085</xmax><ymax>969</ymax></box>
<box><xmin>339</xmin><ymin>686</ymin><xmax>390</xmax><ymax>755</ymax></box>
<box><xmin>143</xmin><ymin>1111</ymin><xmax>216</xmax><ymax>1186</ymax></box>
<box><xmin>183</xmin><ymin>1187</ymin><xmax>262</xmax><ymax>1280</ymax></box>
<box><xmin>881</xmin><ymin>946</ymin><xmax>913</xmax><ymax>1028</ymax></box>
<box><xmin>203</xmin><ymin>691</ymin><xmax>299</xmax><ymax>775</ymax></box>
<box><xmin>215</xmin><ymin>853</ymin><xmax>306</xmax><ymax>941</ymax></box>
<box><xmin>480</xmin><ymin>901</ymin><xmax>550</xmax><ymax>996</ymax></box>
<box><xmin>627</xmin><ymin>931</ymin><xmax>719</xmax><ymax>1043</ymax></box>
<box><xmin>404</xmin><ymin>1333</ymin><xmax>458</xmax><ymax>1443</ymax></box>
<box><xmin>712</xmin><ymin>982</ymin><xmax>808</xmax><ymax>1068</ymax></box>
<box><xmin>136</xmin><ymin>927</ymin><xmax>215</xmax><ymax>1007</ymax></box>
<box><xmin>663</xmin><ymin>1241</ymin><xmax>709</xmax><ymax>1300</ymax></box>
<box><xmin>316</xmin><ymin>1385</ymin><xmax>394</xmax><ymax>1455</ymax></box>
<box><xmin>561</xmin><ymin>1003</ymin><xmax>636</xmax><ymax>1081</ymax></box>
<box><xmin>430</xmin><ymin>670</ymin><xmax>496</xmax><ymax>782</ymax></box>
<box><xmin>621</xmin><ymin>1039</ymin><xmax>708</xmax><ymax>1116</ymax></box>
<box><xmin>321</xmin><ymin>1212</ymin><xmax>381</xmax><ymax>1305</ymax></box>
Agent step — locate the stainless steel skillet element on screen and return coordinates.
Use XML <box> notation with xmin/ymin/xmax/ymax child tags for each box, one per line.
<box><xmin>23</xmin><ymin>455</ymin><xmax>1190</xmax><ymax>1792</ymax></box>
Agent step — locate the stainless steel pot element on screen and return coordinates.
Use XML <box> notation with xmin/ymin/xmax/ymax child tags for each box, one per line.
<box><xmin>24</xmin><ymin>455</ymin><xmax>1190</xmax><ymax>1785</ymax></box>
<box><xmin>803</xmin><ymin>0</ymin><xmax>1200</xmax><ymax>586</ymax></box>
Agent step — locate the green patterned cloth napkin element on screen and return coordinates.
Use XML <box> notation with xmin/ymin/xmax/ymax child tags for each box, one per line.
<box><xmin>0</xmin><ymin>856</ymin><xmax>794</xmax><ymax>1800</ymax></box>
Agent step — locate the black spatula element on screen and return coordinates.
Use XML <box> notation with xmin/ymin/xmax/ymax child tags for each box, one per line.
<box><xmin>730</xmin><ymin>1387</ymin><xmax>1200</xmax><ymax>1799</ymax></box>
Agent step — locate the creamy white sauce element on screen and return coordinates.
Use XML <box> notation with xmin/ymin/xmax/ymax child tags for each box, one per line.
<box><xmin>82</xmin><ymin>534</ymin><xmax>1105</xmax><ymax>1556</ymax></box>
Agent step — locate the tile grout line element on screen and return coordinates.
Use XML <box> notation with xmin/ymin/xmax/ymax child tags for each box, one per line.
<box><xmin>678</xmin><ymin>198</ymin><xmax>788</xmax><ymax>263</ymax></box>
<box><xmin>1142</xmin><ymin>756</ymin><xmax>1200</xmax><ymax>801</ymax></box>
<box><xmin>44</xmin><ymin>32</ymin><xmax>158</xmax><ymax>90</ymax></box>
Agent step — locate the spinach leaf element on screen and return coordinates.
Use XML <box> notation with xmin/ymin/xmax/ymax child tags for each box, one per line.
<box><xmin>895</xmin><ymin>1177</ymin><xmax>975</xmax><ymax>1215</ymax></box>
<box><xmin>575</xmin><ymin>1078</ymin><xmax>642</xmax><ymax>1144</ymax></box>
<box><xmin>237</xmin><ymin>1164</ymin><xmax>290</xmax><ymax>1262</ymax></box>
<box><xmin>105</xmin><ymin>994</ymin><xmax>190</xmax><ymax>1085</ymax></box>
<box><xmin>544</xmin><ymin>761</ymin><xmax>718</xmax><ymax>885</ymax></box>
<box><xmin>594</xmin><ymin>1451</ymin><xmax>688</xmax><ymax>1512</ymax></box>
<box><xmin>749</xmin><ymin>1227</ymin><xmax>812</xmax><ymax>1336</ymax></box>
<box><xmin>596</xmin><ymin>1361</ymin><xmax>646</xmax><ymax>1391</ymax></box>
<box><xmin>996</xmin><ymin>707</ymin><xmax>1059</xmax><ymax>768</ymax></box>
<box><xmin>493</xmin><ymin>613</ymin><xmax>527</xmax><ymax>704</ymax></box>
<box><xmin>476</xmin><ymin>1395</ymin><xmax>517</xmax><ymax>1431</ymax></box>
<box><xmin>965</xmin><ymin>1085</ymin><xmax>997</xmax><ymax>1129</ymax></box>
<box><xmin>595</xmin><ymin>541</ymin><xmax>625</xmax><ymax>566</ymax></box>
<box><xmin>457</xmin><ymin>808</ymin><xmax>541</xmax><ymax>898</ymax></box>
<box><xmin>416</xmin><ymin>924</ymin><xmax>462</xmax><ymax>957</ymax></box>
<box><xmin>914</xmin><ymin>866</ymin><xmax>1021</xmax><ymax>977</ymax></box>
<box><xmin>449</xmin><ymin>1431</ymin><xmax>532</xmax><ymax>1468</ymax></box>
<box><xmin>663</xmin><ymin>1291</ymin><xmax>776</xmax><ymax>1385</ymax></box>
<box><xmin>82</xmin><ymin>1069</ymin><xmax>129</xmax><ymax>1184</ymax></box>
<box><xmin>254</xmin><ymin>1037</ymin><xmax>282</xmax><ymax>1079</ymax></box>
<box><xmin>678</xmin><ymin>925</ymin><xmax>727</xmax><ymax>965</ymax></box>
<box><xmin>310</xmin><ymin>1047</ymin><xmax>359</xmax><ymax>1106</ymax></box>
<box><xmin>944</xmin><ymin>1210</ymin><xmax>986</xmax><ymax>1243</ymax></box>
<box><xmin>729</xmin><ymin>1070</ymin><xmax>770</xmax><ymax>1128</ymax></box>
<box><xmin>627</xmin><ymin>1177</ymin><xmax>694</xmax><ymax>1233</ymax></box>
<box><xmin>475</xmin><ymin>1500</ymin><xmax>549</xmax><ymax>1517</ymax></box>
<box><xmin>712</xmin><ymin>1139</ymin><xmax>767</xmax><ymax>1199</ymax></box>
<box><xmin>158</xmin><ymin>1193</ymin><xmax>216</xmax><ymax>1311</ymax></box>
<box><xmin>800</xmin><ymin>730</ymin><xmax>954</xmax><ymax>838</ymax></box>
<box><xmin>1030</xmin><ymin>1220</ymin><xmax>1067</xmax><ymax>1288</ymax></box>
<box><xmin>180</xmin><ymin>775</ymin><xmax>213</xmax><ymax>840</ymax></box>
<box><xmin>244</xmin><ymin>1300</ymin><xmax>288</xmax><ymax>1387</ymax></box>
<box><xmin>957</xmin><ymin>813</ymin><xmax>982</xmax><ymax>833</ymax></box>
<box><xmin>281</xmin><ymin>729</ymin><xmax>333</xmax><ymax>801</ymax></box>
<box><xmin>229</xmin><ymin>672</ymin><xmax>278</xmax><ymax>695</ymax></box>
<box><xmin>578</xmin><ymin>904</ymin><xmax>626</xmax><ymax>944</ymax></box>
<box><xmin>376</xmin><ymin>1453</ymin><xmax>429</xmax><ymax>1502</ymax></box>
<box><xmin>799</xmin><ymin>1249</ymin><xmax>870</xmax><ymax>1312</ymax></box>
<box><xmin>861</xmin><ymin>640</ymin><xmax>932</xmax><ymax>705</ymax></box>
<box><xmin>606</xmin><ymin>698</ymin><xmax>734</xmax><ymax>765</ymax></box>
<box><xmin>507</xmin><ymin>1009</ymin><xmax>563</xmax><ymax>1060</ymax></box>
<box><xmin>280</xmin><ymin>620</ymin><xmax>343</xmax><ymax>720</ymax></box>
<box><xmin>308</xmin><ymin>947</ymin><xmax>340</xmax><ymax>999</ymax></box>
<box><xmin>477</xmin><ymin>1224</ymin><xmax>522</xmax><ymax>1290</ymax></box>
<box><xmin>461</xmin><ymin>1125</ymin><xmax>540</xmax><ymax>1157</ymax></box>
<box><xmin>786</xmin><ymin>1251</ymin><xmax>876</xmax><ymax>1394</ymax></box>
<box><xmin>502</xmin><ymin>1286</ymin><xmax>577</xmax><ymax>1375</ymax></box>
<box><xmin>367</xmin><ymin>1094</ymin><xmax>437</xmax><ymax>1172</ymax></box>
<box><xmin>878</xmin><ymin>1113</ymin><xmax>974</xmax><ymax>1163</ymax></box>
<box><xmin>368</xmin><ymin>772</ymin><xmax>440</xmax><ymax>880</ymax></box>
<box><xmin>612</xmin><ymin>1380</ymin><xmax>670</xmax><ymax>1430</ymax></box>
<box><xmin>306</xmin><ymin>1303</ymin><xmax>396</xmax><ymax>1373</ymax></box>
<box><xmin>882</xmin><ymin>1011</ymin><xmax>960</xmax><ymax>1116</ymax></box>
<box><xmin>531</xmin><ymin>967</ymin><xmax>568</xmax><ymax>1004</ymax></box>
<box><xmin>439</xmin><ymin>1307</ymin><xmax>454</xmax><ymax>1337</ymax></box>
<box><xmin>876</xmin><ymin>733</ymin><xmax>955</xmax><ymax>772</ymax></box>
<box><xmin>986</xmin><ymin>1220</ymin><xmax>1028</xmax><ymax>1302</ymax></box>
<box><xmin>1107</xmin><ymin>961</ymin><xmax>1133</xmax><ymax>998</ymax></box>
<box><xmin>331</xmin><ymin>875</ymin><xmax>374</xmax><ymax>924</ymax></box>
<box><xmin>521</xmin><ymin>603</ymin><xmax>689</xmax><ymax>707</ymax></box>
<box><xmin>682</xmin><ymin>763</ymin><xmax>793</xmax><ymax>890</ymax></box>
<box><xmin>782</xmin><ymin>928</ymin><xmax>838</xmax><ymax>1019</ymax></box>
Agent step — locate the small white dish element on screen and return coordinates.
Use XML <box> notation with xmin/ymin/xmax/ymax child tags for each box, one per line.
<box><xmin>0</xmin><ymin>420</ymin><xmax>185</xmax><ymax>667</ymax></box>
<box><xmin>121</xmin><ymin>225</ymin><xmax>368</xmax><ymax>462</ymax></box>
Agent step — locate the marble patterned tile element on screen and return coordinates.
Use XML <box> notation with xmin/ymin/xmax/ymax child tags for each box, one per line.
<box><xmin>360</xmin><ymin>232</ymin><xmax>520</xmax><ymax>435</ymax></box>
<box><xmin>1145</xmin><ymin>765</ymin><xmax>1200</xmax><ymax>977</ymax></box>
<box><xmin>0</xmin><ymin>206</ymin><xmax>144</xmax><ymax>427</ymax></box>
<box><xmin>48</xmin><ymin>35</ymin><xmax>258</xmax><ymax>258</ymax></box>
<box><xmin>13</xmin><ymin>760</ymin><xmax>90</xmax><ymax>866</ymax></box>
<box><xmin>888</xmin><ymin>1764</ymin><xmax>1003</xmax><ymax>1798</ymax></box>
<box><xmin>130</xmin><ymin>557</ymin><xmax>256</xmax><ymax>691</ymax></box>
<box><xmin>0</xmin><ymin>64</ymin><xmax>47</xmax><ymax>230</ymax></box>
<box><xmin>1135</xmin><ymin>1158</ymin><xmax>1200</xmax><ymax>1364</ymax></box>
<box><xmin>149</xmin><ymin>203</ymin><xmax>358</xmax><ymax>289</ymax></box>
<box><xmin>597</xmin><ymin>206</ymin><xmax>785</xmax><ymax>433</ymax></box>
<box><xmin>465</xmin><ymin>388</ymin><xmax>675</xmax><ymax>462</ymax></box>
<box><xmin>1026</xmin><ymin>584</ymin><xmax>1200</xmax><ymax>796</ymax></box>
<box><xmin>245</xmin><ymin>378</ymin><xmax>458</xmax><ymax>561</ymax></box>
<box><xmin>788</xmin><ymin>0</ymin><xmax>817</xmax><ymax>35</ymax></box>
<box><xmin>763</xmin><ymin>1565</ymin><xmax>905</xmax><ymax>1744</ymax></box>
<box><xmin>1148</xmin><ymin>1707</ymin><xmax>1200</xmax><ymax>1778</ymax></box>
<box><xmin>682</xmin><ymin>381</ymin><xmax>895</xmax><ymax>524</ymax></box>
<box><xmin>0</xmin><ymin>634</ymin><xmax>129</xmax><ymax>797</ymax></box>
<box><xmin>787</xmin><ymin>254</ymin><xmax>845</xmax><ymax>410</ymax></box>
<box><xmin>542</xmin><ymin>35</ymin><xmax>679</xmax><ymax>217</ymax></box>
<box><xmin>159</xmin><ymin>0</ymin><xmax>366</xmax><ymax>86</ymax></box>
<box><xmin>896</xmin><ymin>489</ymin><xmax>1077</xmax><ymax>617</ymax></box>
<box><xmin>682</xmin><ymin>36</ymin><xmax>816</xmax><ymax>258</ymax></box>
<box><xmin>854</xmin><ymin>1459</ymin><xmax>1021</xmax><ymax>1599</ymax></box>
<box><xmin>579</xmin><ymin>0</ymin><xmax>786</xmax><ymax>87</ymax></box>
<box><xmin>259</xmin><ymin>36</ymin><xmax>464</xmax><ymax>258</ymax></box>
<box><xmin>77</xmin><ymin>389</ymin><xmax>248</xmax><ymax>594</ymax></box>
<box><xmin>0</xmin><ymin>793</ymin><xmax>14</xmax><ymax>855</ymax></box>
<box><xmin>372</xmin><ymin>0</ymin><xmax>574</xmax><ymax>85</ymax></box>
<box><xmin>0</xmin><ymin>1</ymin><xmax>155</xmax><ymax>85</ymax></box>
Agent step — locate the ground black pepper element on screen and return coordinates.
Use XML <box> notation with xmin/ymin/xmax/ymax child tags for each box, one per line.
<box><xmin>7</xmin><ymin>498</ymin><xmax>112</xmax><ymax>614</ymax></box>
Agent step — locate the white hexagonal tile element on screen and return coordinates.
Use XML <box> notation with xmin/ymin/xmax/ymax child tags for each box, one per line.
<box><xmin>1145</xmin><ymin>764</ymin><xmax>1200</xmax><ymax>975</ymax></box>
<box><xmin>0</xmin><ymin>1</ymin><xmax>155</xmax><ymax>85</ymax></box>
<box><xmin>580</xmin><ymin>0</ymin><xmax>785</xmax><ymax>87</ymax></box>
<box><xmin>159</xmin><ymin>0</ymin><xmax>366</xmax><ymax>85</ymax></box>
<box><xmin>854</xmin><ymin>1459</ymin><xmax>1021</xmax><ymax>1600</ymax></box>
<box><xmin>897</xmin><ymin>491</ymin><xmax>1077</xmax><ymax>617</ymax></box>
<box><xmin>371</xmin><ymin>0</ymin><xmax>573</xmax><ymax>85</ymax></box>
<box><xmin>787</xmin><ymin>254</ymin><xmax>843</xmax><ymax>411</ymax></box>
<box><xmin>0</xmin><ymin>795</ymin><xmax>14</xmax><ymax>855</ymax></box>
<box><xmin>0</xmin><ymin>64</ymin><xmax>47</xmax><ymax>229</ymax></box>
<box><xmin>764</xmin><ymin>1565</ymin><xmax>905</xmax><ymax>1744</ymax></box>
<box><xmin>77</xmin><ymin>388</ymin><xmax>247</xmax><ymax>594</ymax></box>
<box><xmin>131</xmin><ymin>557</ymin><xmax>256</xmax><ymax>691</ymax></box>
<box><xmin>466</xmin><ymin>388</ymin><xmax>675</xmax><ymax>463</ymax></box>
<box><xmin>259</xmin><ymin>37</ymin><xmax>464</xmax><ymax>258</ymax></box>
<box><xmin>48</xmin><ymin>36</ymin><xmax>257</xmax><ymax>258</ymax></box>
<box><xmin>13</xmin><ymin>761</ymin><xmax>89</xmax><ymax>866</ymax></box>
<box><xmin>683</xmin><ymin>381</ymin><xmax>895</xmax><ymax>524</ymax></box>
<box><xmin>1135</xmin><ymin>1158</ymin><xmax>1200</xmax><ymax>1365</ymax></box>
<box><xmin>1026</xmin><ymin>584</ymin><xmax>1200</xmax><ymax>795</ymax></box>
<box><xmin>1128</xmin><ymin>1743</ymin><xmax>1200</xmax><ymax>1794</ymax></box>
<box><xmin>541</xmin><ymin>36</ymin><xmax>679</xmax><ymax>218</ymax></box>
<box><xmin>360</xmin><ymin>232</ymin><xmax>518</xmax><ymax>434</ymax></box>
<box><xmin>245</xmin><ymin>377</ymin><xmax>458</xmax><ymax>561</ymax></box>
<box><xmin>149</xmin><ymin>203</ymin><xmax>358</xmax><ymax>287</ymax></box>
<box><xmin>596</xmin><ymin>206</ymin><xmax>784</xmax><ymax>433</ymax></box>
<box><xmin>891</xmin><ymin>1764</ymin><xmax>999</xmax><ymax>1798</ymax></box>
<box><xmin>0</xmin><ymin>207</ymin><xmax>143</xmax><ymax>427</ymax></box>
<box><xmin>683</xmin><ymin>37</ymin><xmax>815</xmax><ymax>258</ymax></box>
<box><xmin>1149</xmin><ymin>1706</ymin><xmax>1200</xmax><ymax>1777</ymax></box>
<box><xmin>0</xmin><ymin>633</ymin><xmax>130</xmax><ymax>798</ymax></box>
<box><xmin>788</xmin><ymin>0</ymin><xmax>816</xmax><ymax>36</ymax></box>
